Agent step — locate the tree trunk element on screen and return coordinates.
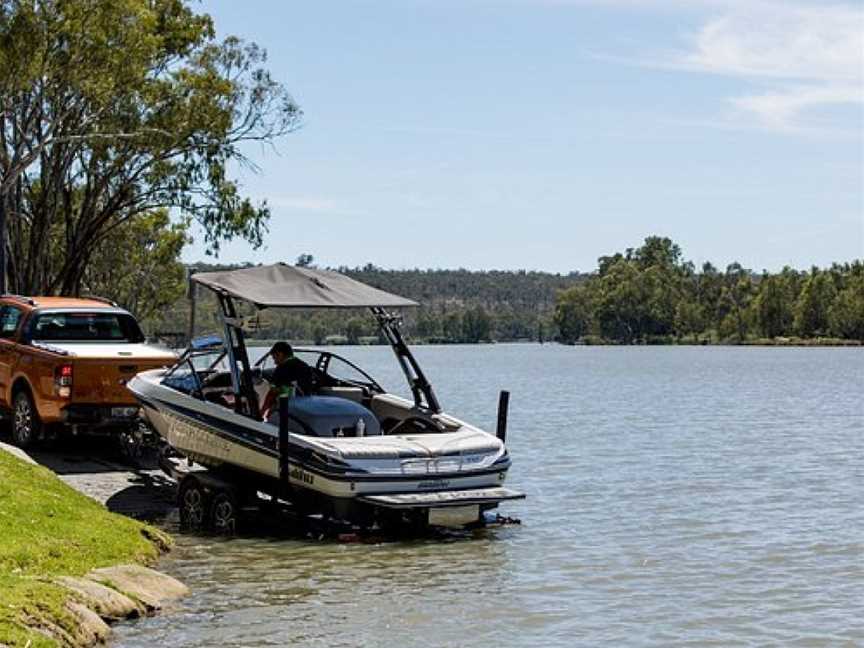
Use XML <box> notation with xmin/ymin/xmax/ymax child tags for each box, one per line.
<box><xmin>0</xmin><ymin>192</ymin><xmax>7</xmax><ymax>294</ymax></box>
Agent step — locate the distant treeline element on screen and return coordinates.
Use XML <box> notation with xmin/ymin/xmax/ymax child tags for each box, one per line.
<box><xmin>554</xmin><ymin>237</ymin><xmax>864</xmax><ymax>345</ymax></box>
<box><xmin>141</xmin><ymin>239</ymin><xmax>863</xmax><ymax>346</ymax></box>
<box><xmin>145</xmin><ymin>261</ymin><xmax>584</xmax><ymax>344</ymax></box>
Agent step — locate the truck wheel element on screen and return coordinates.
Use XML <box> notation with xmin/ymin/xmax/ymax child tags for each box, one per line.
<box><xmin>119</xmin><ymin>421</ymin><xmax>150</xmax><ymax>465</ymax></box>
<box><xmin>11</xmin><ymin>390</ymin><xmax>41</xmax><ymax>449</ymax></box>
<box><xmin>178</xmin><ymin>479</ymin><xmax>208</xmax><ymax>532</ymax></box>
<box><xmin>209</xmin><ymin>490</ymin><xmax>239</xmax><ymax>535</ymax></box>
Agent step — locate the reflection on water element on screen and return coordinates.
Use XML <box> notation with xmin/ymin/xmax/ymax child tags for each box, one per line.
<box><xmin>116</xmin><ymin>346</ymin><xmax>864</xmax><ymax>647</ymax></box>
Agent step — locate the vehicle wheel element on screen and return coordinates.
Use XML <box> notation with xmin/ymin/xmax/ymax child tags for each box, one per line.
<box><xmin>209</xmin><ymin>490</ymin><xmax>239</xmax><ymax>535</ymax></box>
<box><xmin>11</xmin><ymin>390</ymin><xmax>41</xmax><ymax>449</ymax></box>
<box><xmin>118</xmin><ymin>428</ymin><xmax>140</xmax><ymax>463</ymax></box>
<box><xmin>178</xmin><ymin>479</ymin><xmax>209</xmax><ymax>532</ymax></box>
<box><xmin>119</xmin><ymin>421</ymin><xmax>153</xmax><ymax>466</ymax></box>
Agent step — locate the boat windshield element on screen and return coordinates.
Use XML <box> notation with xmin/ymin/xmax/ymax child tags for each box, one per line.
<box><xmin>162</xmin><ymin>336</ymin><xmax>389</xmax><ymax>412</ymax></box>
<box><xmin>161</xmin><ymin>346</ymin><xmax>228</xmax><ymax>397</ymax></box>
<box><xmin>256</xmin><ymin>348</ymin><xmax>384</xmax><ymax>394</ymax></box>
<box><xmin>190</xmin><ymin>349</ymin><xmax>228</xmax><ymax>372</ymax></box>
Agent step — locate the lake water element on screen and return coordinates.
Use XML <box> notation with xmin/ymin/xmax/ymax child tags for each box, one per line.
<box><xmin>115</xmin><ymin>345</ymin><xmax>864</xmax><ymax>647</ymax></box>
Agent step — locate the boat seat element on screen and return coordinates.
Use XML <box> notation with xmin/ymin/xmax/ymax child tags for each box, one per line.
<box><xmin>282</xmin><ymin>396</ymin><xmax>381</xmax><ymax>438</ymax></box>
<box><xmin>203</xmin><ymin>390</ymin><xmax>232</xmax><ymax>408</ymax></box>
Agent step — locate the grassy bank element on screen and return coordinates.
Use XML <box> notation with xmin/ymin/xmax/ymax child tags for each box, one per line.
<box><xmin>0</xmin><ymin>450</ymin><xmax>170</xmax><ymax>647</ymax></box>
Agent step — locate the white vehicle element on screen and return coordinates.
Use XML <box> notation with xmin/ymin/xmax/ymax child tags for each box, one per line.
<box><xmin>127</xmin><ymin>264</ymin><xmax>523</xmax><ymax>532</ymax></box>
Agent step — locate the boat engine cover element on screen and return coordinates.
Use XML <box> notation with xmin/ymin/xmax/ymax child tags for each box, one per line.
<box><xmin>281</xmin><ymin>395</ymin><xmax>381</xmax><ymax>438</ymax></box>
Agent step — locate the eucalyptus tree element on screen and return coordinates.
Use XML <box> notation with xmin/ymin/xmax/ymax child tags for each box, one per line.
<box><xmin>554</xmin><ymin>284</ymin><xmax>593</xmax><ymax>343</ymax></box>
<box><xmin>461</xmin><ymin>306</ymin><xmax>492</xmax><ymax>343</ymax></box>
<box><xmin>828</xmin><ymin>274</ymin><xmax>864</xmax><ymax>340</ymax></box>
<box><xmin>630</xmin><ymin>236</ymin><xmax>682</xmax><ymax>271</ymax></box>
<box><xmin>717</xmin><ymin>263</ymin><xmax>754</xmax><ymax>341</ymax></box>
<box><xmin>79</xmin><ymin>209</ymin><xmax>188</xmax><ymax>323</ymax></box>
<box><xmin>753</xmin><ymin>273</ymin><xmax>793</xmax><ymax>338</ymax></box>
<box><xmin>0</xmin><ymin>0</ymin><xmax>301</xmax><ymax>294</ymax></box>
<box><xmin>593</xmin><ymin>259</ymin><xmax>649</xmax><ymax>342</ymax></box>
<box><xmin>794</xmin><ymin>269</ymin><xmax>837</xmax><ymax>337</ymax></box>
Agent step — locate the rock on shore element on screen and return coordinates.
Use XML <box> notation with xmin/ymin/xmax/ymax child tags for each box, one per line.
<box><xmin>0</xmin><ymin>442</ymin><xmax>188</xmax><ymax>648</ymax></box>
<box><xmin>86</xmin><ymin>564</ymin><xmax>189</xmax><ymax>614</ymax></box>
<box><xmin>47</xmin><ymin>565</ymin><xmax>189</xmax><ymax>647</ymax></box>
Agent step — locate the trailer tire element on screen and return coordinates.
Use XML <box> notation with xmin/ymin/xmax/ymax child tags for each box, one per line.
<box><xmin>209</xmin><ymin>490</ymin><xmax>239</xmax><ymax>535</ymax></box>
<box><xmin>11</xmin><ymin>389</ymin><xmax>41</xmax><ymax>449</ymax></box>
<box><xmin>178</xmin><ymin>478</ymin><xmax>209</xmax><ymax>532</ymax></box>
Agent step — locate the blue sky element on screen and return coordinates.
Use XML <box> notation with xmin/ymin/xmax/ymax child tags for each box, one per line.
<box><xmin>186</xmin><ymin>0</ymin><xmax>864</xmax><ymax>273</ymax></box>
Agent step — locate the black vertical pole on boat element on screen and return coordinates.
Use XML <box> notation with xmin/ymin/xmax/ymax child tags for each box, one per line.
<box><xmin>279</xmin><ymin>396</ymin><xmax>290</xmax><ymax>480</ymax></box>
<box><xmin>496</xmin><ymin>390</ymin><xmax>510</xmax><ymax>442</ymax></box>
<box><xmin>186</xmin><ymin>268</ymin><xmax>197</xmax><ymax>345</ymax></box>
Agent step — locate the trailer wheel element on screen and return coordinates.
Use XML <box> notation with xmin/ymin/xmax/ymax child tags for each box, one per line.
<box><xmin>209</xmin><ymin>490</ymin><xmax>239</xmax><ymax>535</ymax></box>
<box><xmin>178</xmin><ymin>478</ymin><xmax>208</xmax><ymax>532</ymax></box>
<box><xmin>11</xmin><ymin>390</ymin><xmax>41</xmax><ymax>449</ymax></box>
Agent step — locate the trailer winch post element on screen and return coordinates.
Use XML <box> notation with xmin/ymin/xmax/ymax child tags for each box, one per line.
<box><xmin>496</xmin><ymin>390</ymin><xmax>510</xmax><ymax>442</ymax></box>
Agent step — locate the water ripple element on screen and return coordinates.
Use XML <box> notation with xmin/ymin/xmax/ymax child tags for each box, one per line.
<box><xmin>115</xmin><ymin>346</ymin><xmax>864</xmax><ymax>647</ymax></box>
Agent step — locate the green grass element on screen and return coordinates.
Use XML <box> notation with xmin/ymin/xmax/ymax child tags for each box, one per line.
<box><xmin>0</xmin><ymin>450</ymin><xmax>171</xmax><ymax>647</ymax></box>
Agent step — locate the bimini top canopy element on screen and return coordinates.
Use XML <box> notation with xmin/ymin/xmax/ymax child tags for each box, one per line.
<box><xmin>192</xmin><ymin>263</ymin><xmax>418</xmax><ymax>309</ymax></box>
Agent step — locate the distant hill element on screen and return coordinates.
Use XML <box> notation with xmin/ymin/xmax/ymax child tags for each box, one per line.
<box><xmin>145</xmin><ymin>262</ymin><xmax>587</xmax><ymax>344</ymax></box>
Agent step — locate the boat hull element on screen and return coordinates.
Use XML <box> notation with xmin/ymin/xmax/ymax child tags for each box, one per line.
<box><xmin>129</xmin><ymin>370</ymin><xmax>518</xmax><ymax>511</ymax></box>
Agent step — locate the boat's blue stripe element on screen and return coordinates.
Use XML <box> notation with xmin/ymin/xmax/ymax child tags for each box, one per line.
<box><xmin>149</xmin><ymin>396</ymin><xmax>281</xmax><ymax>457</ymax></box>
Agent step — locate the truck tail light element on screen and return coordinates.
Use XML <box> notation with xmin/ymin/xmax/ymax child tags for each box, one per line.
<box><xmin>55</xmin><ymin>364</ymin><xmax>73</xmax><ymax>398</ymax></box>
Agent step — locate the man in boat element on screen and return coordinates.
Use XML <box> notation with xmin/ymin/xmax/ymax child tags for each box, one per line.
<box><xmin>261</xmin><ymin>341</ymin><xmax>313</xmax><ymax>421</ymax></box>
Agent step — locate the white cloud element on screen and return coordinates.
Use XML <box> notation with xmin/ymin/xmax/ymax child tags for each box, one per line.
<box><xmin>679</xmin><ymin>2</ymin><xmax>863</xmax><ymax>132</ymax></box>
<box><xmin>581</xmin><ymin>0</ymin><xmax>863</xmax><ymax>133</ymax></box>
<box><xmin>730</xmin><ymin>84</ymin><xmax>862</xmax><ymax>133</ymax></box>
<box><xmin>684</xmin><ymin>5</ymin><xmax>862</xmax><ymax>81</ymax></box>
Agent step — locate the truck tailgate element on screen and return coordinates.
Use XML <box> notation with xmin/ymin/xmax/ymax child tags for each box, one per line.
<box><xmin>72</xmin><ymin>358</ymin><xmax>172</xmax><ymax>404</ymax></box>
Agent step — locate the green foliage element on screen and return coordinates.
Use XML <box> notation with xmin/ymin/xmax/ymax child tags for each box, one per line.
<box><xmin>345</xmin><ymin>317</ymin><xmax>368</xmax><ymax>345</ymax></box>
<box><xmin>754</xmin><ymin>273</ymin><xmax>794</xmax><ymax>338</ymax></box>
<box><xmin>80</xmin><ymin>210</ymin><xmax>189</xmax><ymax>323</ymax></box>
<box><xmin>594</xmin><ymin>259</ymin><xmax>647</xmax><ymax>342</ymax></box>
<box><xmin>550</xmin><ymin>237</ymin><xmax>861</xmax><ymax>344</ymax></box>
<box><xmin>554</xmin><ymin>285</ymin><xmax>593</xmax><ymax>344</ymax></box>
<box><xmin>794</xmin><ymin>270</ymin><xmax>837</xmax><ymax>337</ymax></box>
<box><xmin>631</xmin><ymin>236</ymin><xmax>682</xmax><ymax>270</ymax></box>
<box><xmin>442</xmin><ymin>312</ymin><xmax>462</xmax><ymax>342</ymax></box>
<box><xmin>0</xmin><ymin>0</ymin><xmax>301</xmax><ymax>294</ymax></box>
<box><xmin>461</xmin><ymin>306</ymin><xmax>492</xmax><ymax>343</ymax></box>
<box><xmin>674</xmin><ymin>301</ymin><xmax>706</xmax><ymax>339</ymax></box>
<box><xmin>827</xmin><ymin>273</ymin><xmax>864</xmax><ymax>341</ymax></box>
<box><xmin>140</xmin><ymin>244</ymin><xmax>861</xmax><ymax>347</ymax></box>
<box><xmin>157</xmin><ymin>262</ymin><xmax>583</xmax><ymax>345</ymax></box>
<box><xmin>717</xmin><ymin>264</ymin><xmax>755</xmax><ymax>342</ymax></box>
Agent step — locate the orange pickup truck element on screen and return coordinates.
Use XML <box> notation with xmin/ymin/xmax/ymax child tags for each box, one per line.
<box><xmin>0</xmin><ymin>295</ymin><xmax>176</xmax><ymax>448</ymax></box>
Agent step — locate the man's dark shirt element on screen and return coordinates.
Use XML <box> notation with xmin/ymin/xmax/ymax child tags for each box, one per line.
<box><xmin>272</xmin><ymin>357</ymin><xmax>313</xmax><ymax>394</ymax></box>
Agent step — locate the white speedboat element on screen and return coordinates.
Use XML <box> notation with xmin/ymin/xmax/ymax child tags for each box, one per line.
<box><xmin>127</xmin><ymin>264</ymin><xmax>524</xmax><ymax>530</ymax></box>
